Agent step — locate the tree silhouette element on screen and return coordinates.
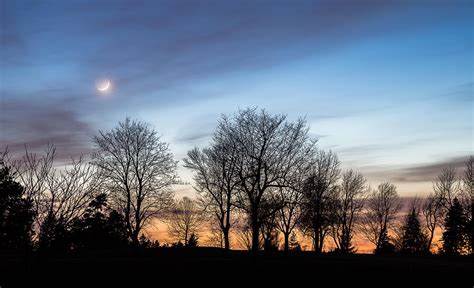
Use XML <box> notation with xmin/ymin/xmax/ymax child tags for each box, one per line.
<box><xmin>361</xmin><ymin>182</ymin><xmax>401</xmax><ymax>252</ymax></box>
<box><xmin>375</xmin><ymin>227</ymin><xmax>395</xmax><ymax>254</ymax></box>
<box><xmin>92</xmin><ymin>118</ymin><xmax>178</xmax><ymax>246</ymax></box>
<box><xmin>330</xmin><ymin>169</ymin><xmax>368</xmax><ymax>253</ymax></box>
<box><xmin>300</xmin><ymin>150</ymin><xmax>340</xmax><ymax>253</ymax></box>
<box><xmin>70</xmin><ymin>193</ymin><xmax>129</xmax><ymax>250</ymax></box>
<box><xmin>422</xmin><ymin>193</ymin><xmax>444</xmax><ymax>251</ymax></box>
<box><xmin>400</xmin><ymin>207</ymin><xmax>428</xmax><ymax>254</ymax></box>
<box><xmin>442</xmin><ymin>198</ymin><xmax>468</xmax><ymax>255</ymax></box>
<box><xmin>38</xmin><ymin>214</ymin><xmax>69</xmax><ymax>251</ymax></box>
<box><xmin>187</xmin><ymin>233</ymin><xmax>199</xmax><ymax>247</ymax></box>
<box><xmin>275</xmin><ymin>185</ymin><xmax>303</xmax><ymax>252</ymax></box>
<box><xmin>288</xmin><ymin>231</ymin><xmax>301</xmax><ymax>251</ymax></box>
<box><xmin>0</xmin><ymin>165</ymin><xmax>35</xmax><ymax>250</ymax></box>
<box><xmin>184</xmin><ymin>143</ymin><xmax>239</xmax><ymax>250</ymax></box>
<box><xmin>4</xmin><ymin>145</ymin><xmax>100</xmax><ymax>242</ymax></box>
<box><xmin>166</xmin><ymin>197</ymin><xmax>201</xmax><ymax>246</ymax></box>
<box><xmin>215</xmin><ymin>108</ymin><xmax>315</xmax><ymax>254</ymax></box>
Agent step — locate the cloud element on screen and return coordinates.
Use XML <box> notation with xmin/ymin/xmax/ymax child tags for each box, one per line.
<box><xmin>361</xmin><ymin>156</ymin><xmax>471</xmax><ymax>183</ymax></box>
<box><xmin>0</xmin><ymin>91</ymin><xmax>94</xmax><ymax>159</ymax></box>
<box><xmin>175</xmin><ymin>131</ymin><xmax>212</xmax><ymax>143</ymax></box>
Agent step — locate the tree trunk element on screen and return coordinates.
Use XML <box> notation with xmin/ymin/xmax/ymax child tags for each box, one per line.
<box><xmin>284</xmin><ymin>232</ymin><xmax>290</xmax><ymax>252</ymax></box>
<box><xmin>223</xmin><ymin>226</ymin><xmax>230</xmax><ymax>250</ymax></box>
<box><xmin>251</xmin><ymin>209</ymin><xmax>260</xmax><ymax>255</ymax></box>
<box><xmin>314</xmin><ymin>227</ymin><xmax>321</xmax><ymax>253</ymax></box>
<box><xmin>131</xmin><ymin>230</ymin><xmax>139</xmax><ymax>247</ymax></box>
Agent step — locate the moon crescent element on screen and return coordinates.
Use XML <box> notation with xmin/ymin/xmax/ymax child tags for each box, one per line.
<box><xmin>97</xmin><ymin>80</ymin><xmax>110</xmax><ymax>91</ymax></box>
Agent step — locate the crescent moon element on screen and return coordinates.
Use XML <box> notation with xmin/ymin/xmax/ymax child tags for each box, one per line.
<box><xmin>97</xmin><ymin>80</ymin><xmax>110</xmax><ymax>91</ymax></box>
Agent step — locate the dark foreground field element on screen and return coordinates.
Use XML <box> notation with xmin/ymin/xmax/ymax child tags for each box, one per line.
<box><xmin>1</xmin><ymin>248</ymin><xmax>472</xmax><ymax>287</ymax></box>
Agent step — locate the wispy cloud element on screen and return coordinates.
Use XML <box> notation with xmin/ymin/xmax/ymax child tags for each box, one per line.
<box><xmin>361</xmin><ymin>156</ymin><xmax>471</xmax><ymax>184</ymax></box>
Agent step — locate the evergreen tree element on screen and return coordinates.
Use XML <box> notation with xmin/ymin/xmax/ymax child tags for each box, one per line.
<box><xmin>70</xmin><ymin>193</ymin><xmax>129</xmax><ymax>250</ymax></box>
<box><xmin>0</xmin><ymin>166</ymin><xmax>35</xmax><ymax>250</ymax></box>
<box><xmin>375</xmin><ymin>227</ymin><xmax>395</xmax><ymax>254</ymax></box>
<box><xmin>187</xmin><ymin>233</ymin><xmax>199</xmax><ymax>248</ymax></box>
<box><xmin>400</xmin><ymin>208</ymin><xmax>428</xmax><ymax>254</ymax></box>
<box><xmin>442</xmin><ymin>198</ymin><xmax>468</xmax><ymax>255</ymax></box>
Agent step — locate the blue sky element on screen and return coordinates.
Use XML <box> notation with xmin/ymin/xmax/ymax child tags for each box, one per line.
<box><xmin>1</xmin><ymin>0</ymin><xmax>472</xmax><ymax>195</ymax></box>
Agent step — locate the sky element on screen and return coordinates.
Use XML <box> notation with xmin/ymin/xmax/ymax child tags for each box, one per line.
<box><xmin>1</xmin><ymin>0</ymin><xmax>472</xmax><ymax>197</ymax></box>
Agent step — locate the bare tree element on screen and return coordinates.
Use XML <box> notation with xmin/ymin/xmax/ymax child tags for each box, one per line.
<box><xmin>420</xmin><ymin>166</ymin><xmax>461</xmax><ymax>251</ymax></box>
<box><xmin>216</xmin><ymin>108</ymin><xmax>315</xmax><ymax>253</ymax></box>
<box><xmin>300</xmin><ymin>150</ymin><xmax>340</xmax><ymax>253</ymax></box>
<box><xmin>422</xmin><ymin>192</ymin><xmax>444</xmax><ymax>251</ymax></box>
<box><xmin>43</xmin><ymin>156</ymin><xmax>102</xmax><ymax>227</ymax></box>
<box><xmin>360</xmin><ymin>182</ymin><xmax>402</xmax><ymax>251</ymax></box>
<box><xmin>433</xmin><ymin>167</ymin><xmax>459</xmax><ymax>210</ymax></box>
<box><xmin>92</xmin><ymin>118</ymin><xmax>177</xmax><ymax>245</ymax></box>
<box><xmin>330</xmin><ymin>169</ymin><xmax>368</xmax><ymax>253</ymax></box>
<box><xmin>275</xmin><ymin>186</ymin><xmax>303</xmax><ymax>252</ymax></box>
<box><xmin>462</xmin><ymin>157</ymin><xmax>473</xmax><ymax>199</ymax></box>
<box><xmin>3</xmin><ymin>145</ymin><xmax>99</xmax><ymax>242</ymax></box>
<box><xmin>166</xmin><ymin>197</ymin><xmax>201</xmax><ymax>245</ymax></box>
<box><xmin>183</xmin><ymin>141</ymin><xmax>239</xmax><ymax>250</ymax></box>
<box><xmin>7</xmin><ymin>145</ymin><xmax>55</xmax><ymax>231</ymax></box>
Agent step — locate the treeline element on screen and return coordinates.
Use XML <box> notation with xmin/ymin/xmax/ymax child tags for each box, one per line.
<box><xmin>184</xmin><ymin>108</ymin><xmax>473</xmax><ymax>255</ymax></box>
<box><xmin>1</xmin><ymin>108</ymin><xmax>472</xmax><ymax>255</ymax></box>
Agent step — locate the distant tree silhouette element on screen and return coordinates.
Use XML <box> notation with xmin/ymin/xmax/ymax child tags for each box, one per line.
<box><xmin>166</xmin><ymin>197</ymin><xmax>201</xmax><ymax>246</ymax></box>
<box><xmin>0</xmin><ymin>165</ymin><xmax>35</xmax><ymax>250</ymax></box>
<box><xmin>361</xmin><ymin>182</ymin><xmax>401</xmax><ymax>252</ymax></box>
<box><xmin>92</xmin><ymin>118</ymin><xmax>178</xmax><ymax>246</ymax></box>
<box><xmin>442</xmin><ymin>198</ymin><xmax>468</xmax><ymax>255</ymax></box>
<box><xmin>400</xmin><ymin>207</ymin><xmax>428</xmax><ymax>254</ymax></box>
<box><xmin>215</xmin><ymin>108</ymin><xmax>316</xmax><ymax>254</ymax></box>
<box><xmin>300</xmin><ymin>150</ymin><xmax>340</xmax><ymax>253</ymax></box>
<box><xmin>330</xmin><ymin>169</ymin><xmax>368</xmax><ymax>253</ymax></box>
<box><xmin>184</xmin><ymin>142</ymin><xmax>239</xmax><ymax>250</ymax></box>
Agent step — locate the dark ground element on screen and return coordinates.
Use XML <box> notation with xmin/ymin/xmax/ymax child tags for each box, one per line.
<box><xmin>0</xmin><ymin>248</ymin><xmax>472</xmax><ymax>287</ymax></box>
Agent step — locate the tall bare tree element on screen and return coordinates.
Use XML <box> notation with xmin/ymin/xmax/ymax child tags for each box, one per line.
<box><xmin>166</xmin><ymin>197</ymin><xmax>201</xmax><ymax>245</ymax></box>
<box><xmin>216</xmin><ymin>108</ymin><xmax>315</xmax><ymax>253</ymax></box>
<box><xmin>184</xmin><ymin>141</ymin><xmax>239</xmax><ymax>250</ymax></box>
<box><xmin>92</xmin><ymin>118</ymin><xmax>177</xmax><ymax>245</ymax></box>
<box><xmin>360</xmin><ymin>182</ymin><xmax>402</xmax><ymax>251</ymax></box>
<box><xmin>300</xmin><ymin>150</ymin><xmax>340</xmax><ymax>253</ymax></box>
<box><xmin>330</xmin><ymin>169</ymin><xmax>369</xmax><ymax>253</ymax></box>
